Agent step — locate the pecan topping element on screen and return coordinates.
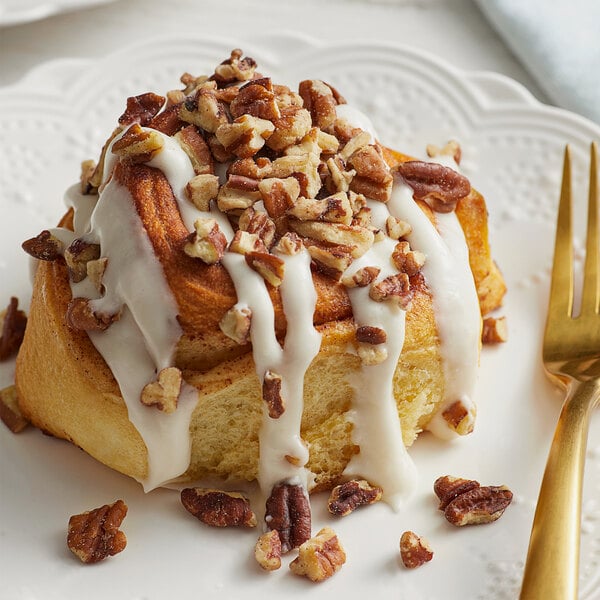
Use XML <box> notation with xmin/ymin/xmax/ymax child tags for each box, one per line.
<box><xmin>289</xmin><ymin>221</ymin><xmax>374</xmax><ymax>259</ymax></box>
<box><xmin>342</xmin><ymin>265</ymin><xmax>380</xmax><ymax>288</ymax></box>
<box><xmin>181</xmin><ymin>488</ymin><xmax>257</xmax><ymax>528</ymax></box>
<box><xmin>180</xmin><ymin>83</ymin><xmax>229</xmax><ymax>133</ymax></box>
<box><xmin>356</xmin><ymin>325</ymin><xmax>387</xmax><ymax>345</ymax></box>
<box><xmin>184</xmin><ymin>218</ymin><xmax>228</xmax><ymax>264</ymax></box>
<box><xmin>140</xmin><ymin>367</ymin><xmax>182</xmax><ymax>414</ymax></box>
<box><xmin>265</xmin><ymin>483</ymin><xmax>311</xmax><ymax>553</ymax></box>
<box><xmin>327</xmin><ymin>479</ymin><xmax>383</xmax><ymax>516</ymax></box>
<box><xmin>185</xmin><ymin>173</ymin><xmax>220</xmax><ymax>211</ymax></box>
<box><xmin>245</xmin><ymin>252</ymin><xmax>285</xmax><ymax>287</ymax></box>
<box><xmin>357</xmin><ymin>343</ymin><xmax>388</xmax><ymax>366</ymax></box>
<box><xmin>219</xmin><ymin>305</ymin><xmax>252</xmax><ymax>345</ymax></box>
<box><xmin>254</xmin><ymin>530</ymin><xmax>282</xmax><ymax>571</ymax></box>
<box><xmin>174</xmin><ymin>125</ymin><xmax>214</xmax><ymax>175</ymax></box>
<box><xmin>215</xmin><ymin>114</ymin><xmax>274</xmax><ymax>158</ymax></box>
<box><xmin>230</xmin><ymin>78</ymin><xmax>280</xmax><ymax>121</ymax></box>
<box><xmin>211</xmin><ymin>49</ymin><xmax>257</xmax><ymax>86</ymax></box>
<box><xmin>369</xmin><ymin>273</ymin><xmax>412</xmax><ymax>308</ymax></box>
<box><xmin>0</xmin><ymin>385</ymin><xmax>29</xmax><ymax>433</ymax></box>
<box><xmin>400</xmin><ymin>531</ymin><xmax>434</xmax><ymax>569</ymax></box>
<box><xmin>266</xmin><ymin>106</ymin><xmax>313</xmax><ymax>152</ymax></box>
<box><xmin>258</xmin><ymin>177</ymin><xmax>300</xmax><ymax>220</ymax></box>
<box><xmin>298</xmin><ymin>80</ymin><xmax>339</xmax><ymax>131</ymax></box>
<box><xmin>391</xmin><ymin>241</ymin><xmax>426</xmax><ymax>277</ymax></box>
<box><xmin>239</xmin><ymin>209</ymin><xmax>277</xmax><ymax>249</ymax></box>
<box><xmin>262</xmin><ymin>370</ymin><xmax>285</xmax><ymax>418</ymax></box>
<box><xmin>482</xmin><ymin>316</ymin><xmax>508</xmax><ymax>344</ymax></box>
<box><xmin>111</xmin><ymin>123</ymin><xmax>164</xmax><ymax>162</ymax></box>
<box><xmin>434</xmin><ymin>475</ymin><xmax>513</xmax><ymax>526</ymax></box>
<box><xmin>22</xmin><ymin>230</ymin><xmax>64</xmax><ymax>261</ymax></box>
<box><xmin>67</xmin><ymin>500</ymin><xmax>128</xmax><ymax>563</ymax></box>
<box><xmin>64</xmin><ymin>238</ymin><xmax>101</xmax><ymax>283</ymax></box>
<box><xmin>273</xmin><ymin>232</ymin><xmax>304</xmax><ymax>256</ymax></box>
<box><xmin>80</xmin><ymin>159</ymin><xmax>97</xmax><ymax>194</ymax></box>
<box><xmin>426</xmin><ymin>139</ymin><xmax>462</xmax><ymax>165</ymax></box>
<box><xmin>386</xmin><ymin>215</ymin><xmax>412</xmax><ymax>240</ymax></box>
<box><xmin>86</xmin><ymin>257</ymin><xmax>108</xmax><ymax>293</ymax></box>
<box><xmin>305</xmin><ymin>242</ymin><xmax>354</xmax><ymax>280</ymax></box>
<box><xmin>289</xmin><ymin>527</ymin><xmax>346</xmax><ymax>582</ymax></box>
<box><xmin>0</xmin><ymin>297</ymin><xmax>27</xmax><ymax>361</ymax></box>
<box><xmin>394</xmin><ymin>160</ymin><xmax>470</xmax><ymax>213</ymax></box>
<box><xmin>66</xmin><ymin>298</ymin><xmax>120</xmax><ymax>332</ymax></box>
<box><xmin>442</xmin><ymin>399</ymin><xmax>475</xmax><ymax>435</ymax></box>
<box><xmin>348</xmin><ymin>144</ymin><xmax>393</xmax><ymax>203</ymax></box>
<box><xmin>118</xmin><ymin>92</ymin><xmax>166</xmax><ymax>126</ymax></box>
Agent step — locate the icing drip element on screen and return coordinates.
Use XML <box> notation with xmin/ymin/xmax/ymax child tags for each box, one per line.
<box><xmin>342</xmin><ymin>237</ymin><xmax>417</xmax><ymax>509</ymax></box>
<box><xmin>222</xmin><ymin>247</ymin><xmax>321</xmax><ymax>494</ymax></box>
<box><xmin>386</xmin><ymin>183</ymin><xmax>481</xmax><ymax>439</ymax></box>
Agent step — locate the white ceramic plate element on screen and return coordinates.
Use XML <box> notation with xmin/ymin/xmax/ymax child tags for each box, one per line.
<box><xmin>1</xmin><ymin>34</ymin><xmax>600</xmax><ymax>600</ymax></box>
<box><xmin>0</xmin><ymin>0</ymin><xmax>118</xmax><ymax>26</ymax></box>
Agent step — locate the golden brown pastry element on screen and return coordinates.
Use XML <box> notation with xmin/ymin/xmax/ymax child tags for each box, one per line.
<box><xmin>16</xmin><ymin>49</ymin><xmax>505</xmax><ymax>508</ymax></box>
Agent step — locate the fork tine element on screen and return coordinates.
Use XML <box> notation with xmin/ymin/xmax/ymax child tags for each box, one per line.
<box><xmin>581</xmin><ymin>142</ymin><xmax>599</xmax><ymax>315</ymax></box>
<box><xmin>547</xmin><ymin>145</ymin><xmax>574</xmax><ymax>322</ymax></box>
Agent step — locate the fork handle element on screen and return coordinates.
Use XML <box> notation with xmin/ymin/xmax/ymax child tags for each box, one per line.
<box><xmin>520</xmin><ymin>378</ymin><xmax>600</xmax><ymax>599</ymax></box>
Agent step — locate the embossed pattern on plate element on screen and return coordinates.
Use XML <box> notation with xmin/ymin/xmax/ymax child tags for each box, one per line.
<box><xmin>0</xmin><ymin>34</ymin><xmax>599</xmax><ymax>600</ymax></box>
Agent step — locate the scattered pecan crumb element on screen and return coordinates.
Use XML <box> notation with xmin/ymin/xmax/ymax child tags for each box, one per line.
<box><xmin>0</xmin><ymin>297</ymin><xmax>27</xmax><ymax>361</ymax></box>
<box><xmin>140</xmin><ymin>367</ymin><xmax>182</xmax><ymax>413</ymax></box>
<box><xmin>442</xmin><ymin>399</ymin><xmax>475</xmax><ymax>435</ymax></box>
<box><xmin>400</xmin><ymin>531</ymin><xmax>433</xmax><ymax>569</ymax></box>
<box><xmin>482</xmin><ymin>316</ymin><xmax>508</xmax><ymax>344</ymax></box>
<box><xmin>426</xmin><ymin>140</ymin><xmax>462</xmax><ymax>165</ymax></box>
<box><xmin>327</xmin><ymin>479</ymin><xmax>383</xmax><ymax>516</ymax></box>
<box><xmin>289</xmin><ymin>527</ymin><xmax>346</xmax><ymax>582</ymax></box>
<box><xmin>254</xmin><ymin>530</ymin><xmax>282</xmax><ymax>571</ymax></box>
<box><xmin>262</xmin><ymin>370</ymin><xmax>285</xmax><ymax>418</ymax></box>
<box><xmin>219</xmin><ymin>305</ymin><xmax>252</xmax><ymax>345</ymax></box>
<box><xmin>0</xmin><ymin>385</ymin><xmax>29</xmax><ymax>433</ymax></box>
<box><xmin>21</xmin><ymin>230</ymin><xmax>64</xmax><ymax>261</ymax></box>
<box><xmin>434</xmin><ymin>475</ymin><xmax>513</xmax><ymax>526</ymax></box>
<box><xmin>181</xmin><ymin>488</ymin><xmax>257</xmax><ymax>528</ymax></box>
<box><xmin>67</xmin><ymin>500</ymin><xmax>128</xmax><ymax>564</ymax></box>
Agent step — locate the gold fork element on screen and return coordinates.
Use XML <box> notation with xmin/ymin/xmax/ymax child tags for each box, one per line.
<box><xmin>520</xmin><ymin>143</ymin><xmax>600</xmax><ymax>599</ymax></box>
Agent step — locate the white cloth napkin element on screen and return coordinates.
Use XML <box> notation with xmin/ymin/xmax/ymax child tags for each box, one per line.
<box><xmin>476</xmin><ymin>0</ymin><xmax>600</xmax><ymax>124</ymax></box>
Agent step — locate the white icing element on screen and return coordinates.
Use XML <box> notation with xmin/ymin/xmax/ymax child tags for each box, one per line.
<box><xmin>342</xmin><ymin>237</ymin><xmax>417</xmax><ymax>509</ymax></box>
<box><xmin>387</xmin><ymin>182</ymin><xmax>481</xmax><ymax>439</ymax></box>
<box><xmin>221</xmin><ymin>246</ymin><xmax>321</xmax><ymax>494</ymax></box>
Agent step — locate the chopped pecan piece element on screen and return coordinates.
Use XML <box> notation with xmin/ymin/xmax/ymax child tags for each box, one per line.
<box><xmin>289</xmin><ymin>221</ymin><xmax>374</xmax><ymax>259</ymax></box>
<box><xmin>86</xmin><ymin>257</ymin><xmax>108</xmax><ymax>293</ymax></box>
<box><xmin>228</xmin><ymin>156</ymin><xmax>273</xmax><ymax>180</ymax></box>
<box><xmin>265</xmin><ymin>483</ymin><xmax>311</xmax><ymax>553</ymax></box>
<box><xmin>356</xmin><ymin>325</ymin><xmax>387</xmax><ymax>345</ymax></box>
<box><xmin>266</xmin><ymin>106</ymin><xmax>313</xmax><ymax>152</ymax></box>
<box><xmin>118</xmin><ymin>92</ymin><xmax>166</xmax><ymax>126</ymax></box>
<box><xmin>348</xmin><ymin>144</ymin><xmax>393</xmax><ymax>203</ymax></box>
<box><xmin>386</xmin><ymin>216</ymin><xmax>412</xmax><ymax>240</ymax></box>
<box><xmin>111</xmin><ymin>124</ymin><xmax>164</xmax><ymax>162</ymax></box>
<box><xmin>174</xmin><ymin>125</ymin><xmax>214</xmax><ymax>175</ymax></box>
<box><xmin>211</xmin><ymin>49</ymin><xmax>257</xmax><ymax>85</ymax></box>
<box><xmin>287</xmin><ymin>192</ymin><xmax>353</xmax><ymax>225</ymax></box>
<box><xmin>181</xmin><ymin>488</ymin><xmax>257</xmax><ymax>527</ymax></box>
<box><xmin>0</xmin><ymin>297</ymin><xmax>27</xmax><ymax>361</ymax></box>
<box><xmin>245</xmin><ymin>251</ymin><xmax>285</xmax><ymax>287</ymax></box>
<box><xmin>254</xmin><ymin>530</ymin><xmax>282</xmax><ymax>571</ymax></box>
<box><xmin>140</xmin><ymin>367</ymin><xmax>182</xmax><ymax>414</ymax></box>
<box><xmin>298</xmin><ymin>80</ymin><xmax>339</xmax><ymax>131</ymax></box>
<box><xmin>64</xmin><ymin>238</ymin><xmax>101</xmax><ymax>283</ymax></box>
<box><xmin>184</xmin><ymin>218</ymin><xmax>228</xmax><ymax>264</ymax></box>
<box><xmin>258</xmin><ymin>177</ymin><xmax>300</xmax><ymax>220</ymax></box>
<box><xmin>66</xmin><ymin>298</ymin><xmax>120</xmax><ymax>331</ymax></box>
<box><xmin>369</xmin><ymin>273</ymin><xmax>412</xmax><ymax>308</ymax></box>
<box><xmin>434</xmin><ymin>475</ymin><xmax>513</xmax><ymax>526</ymax></box>
<box><xmin>179</xmin><ymin>83</ymin><xmax>229</xmax><ymax>133</ymax></box>
<box><xmin>400</xmin><ymin>531</ymin><xmax>433</xmax><ymax>569</ymax></box>
<box><xmin>339</xmin><ymin>130</ymin><xmax>372</xmax><ymax>161</ymax></box>
<box><xmin>357</xmin><ymin>343</ymin><xmax>388</xmax><ymax>366</ymax></box>
<box><xmin>305</xmin><ymin>242</ymin><xmax>354</xmax><ymax>280</ymax></box>
<box><xmin>22</xmin><ymin>230</ymin><xmax>64</xmax><ymax>261</ymax></box>
<box><xmin>325</xmin><ymin>156</ymin><xmax>356</xmax><ymax>194</ymax></box>
<box><xmin>263</xmin><ymin>370</ymin><xmax>285</xmax><ymax>418</ymax></box>
<box><xmin>217</xmin><ymin>180</ymin><xmax>261</xmax><ymax>213</ymax></box>
<box><xmin>215</xmin><ymin>115</ymin><xmax>274</xmax><ymax>158</ymax></box>
<box><xmin>442</xmin><ymin>399</ymin><xmax>475</xmax><ymax>435</ymax></box>
<box><xmin>289</xmin><ymin>527</ymin><xmax>346</xmax><ymax>582</ymax></box>
<box><xmin>230</xmin><ymin>78</ymin><xmax>281</xmax><ymax>121</ymax></box>
<box><xmin>444</xmin><ymin>485</ymin><xmax>513</xmax><ymax>526</ymax></box>
<box><xmin>273</xmin><ymin>232</ymin><xmax>304</xmax><ymax>256</ymax></box>
<box><xmin>239</xmin><ymin>208</ymin><xmax>276</xmax><ymax>249</ymax></box>
<box><xmin>391</xmin><ymin>241</ymin><xmax>426</xmax><ymax>277</ymax></box>
<box><xmin>185</xmin><ymin>173</ymin><xmax>220</xmax><ymax>211</ymax></box>
<box><xmin>395</xmin><ymin>160</ymin><xmax>471</xmax><ymax>213</ymax></box>
<box><xmin>228</xmin><ymin>230</ymin><xmax>267</xmax><ymax>255</ymax></box>
<box><xmin>219</xmin><ymin>305</ymin><xmax>252</xmax><ymax>345</ymax></box>
<box><xmin>327</xmin><ymin>479</ymin><xmax>383</xmax><ymax>516</ymax></box>
<box><xmin>0</xmin><ymin>385</ymin><xmax>29</xmax><ymax>433</ymax></box>
<box><xmin>67</xmin><ymin>500</ymin><xmax>128</xmax><ymax>564</ymax></box>
<box><xmin>433</xmin><ymin>475</ymin><xmax>481</xmax><ymax>511</ymax></box>
<box><xmin>80</xmin><ymin>159</ymin><xmax>97</xmax><ymax>194</ymax></box>
<box><xmin>342</xmin><ymin>265</ymin><xmax>380</xmax><ymax>288</ymax></box>
<box><xmin>482</xmin><ymin>316</ymin><xmax>508</xmax><ymax>344</ymax></box>
<box><xmin>148</xmin><ymin>103</ymin><xmax>185</xmax><ymax>136</ymax></box>
<box><xmin>426</xmin><ymin>140</ymin><xmax>462</xmax><ymax>165</ymax></box>
<box><xmin>270</xmin><ymin>151</ymin><xmax>321</xmax><ymax>199</ymax></box>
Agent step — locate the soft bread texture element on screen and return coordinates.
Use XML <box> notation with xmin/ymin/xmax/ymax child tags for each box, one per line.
<box><xmin>16</xmin><ymin>151</ymin><xmax>505</xmax><ymax>492</ymax></box>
